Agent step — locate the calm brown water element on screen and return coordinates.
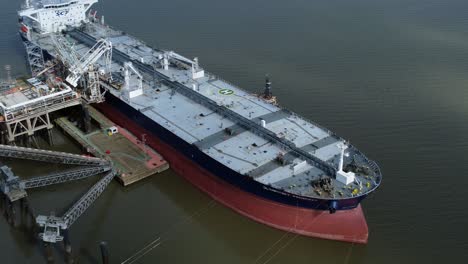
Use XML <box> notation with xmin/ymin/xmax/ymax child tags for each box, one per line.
<box><xmin>1</xmin><ymin>0</ymin><xmax>468</xmax><ymax>263</ymax></box>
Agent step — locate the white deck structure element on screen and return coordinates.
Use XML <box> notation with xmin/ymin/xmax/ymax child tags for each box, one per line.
<box><xmin>0</xmin><ymin>78</ymin><xmax>80</xmax><ymax>141</ymax></box>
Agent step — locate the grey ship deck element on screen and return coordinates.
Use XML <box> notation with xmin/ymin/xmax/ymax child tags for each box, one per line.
<box><xmin>28</xmin><ymin>21</ymin><xmax>380</xmax><ymax>200</ymax></box>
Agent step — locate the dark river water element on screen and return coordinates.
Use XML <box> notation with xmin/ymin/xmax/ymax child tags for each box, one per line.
<box><xmin>1</xmin><ymin>0</ymin><xmax>468</xmax><ymax>263</ymax></box>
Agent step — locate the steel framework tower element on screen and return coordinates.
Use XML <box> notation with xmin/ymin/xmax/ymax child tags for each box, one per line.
<box><xmin>24</xmin><ymin>41</ymin><xmax>45</xmax><ymax>77</ymax></box>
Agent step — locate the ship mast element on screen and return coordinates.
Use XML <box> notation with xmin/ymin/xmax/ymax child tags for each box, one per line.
<box><xmin>335</xmin><ymin>143</ymin><xmax>355</xmax><ymax>185</ymax></box>
<box><xmin>264</xmin><ymin>74</ymin><xmax>272</xmax><ymax>98</ymax></box>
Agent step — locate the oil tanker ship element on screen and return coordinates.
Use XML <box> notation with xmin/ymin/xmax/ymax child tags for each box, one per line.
<box><xmin>17</xmin><ymin>0</ymin><xmax>382</xmax><ymax>243</ymax></box>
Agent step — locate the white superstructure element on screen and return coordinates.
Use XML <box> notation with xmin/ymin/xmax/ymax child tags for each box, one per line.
<box><xmin>18</xmin><ymin>0</ymin><xmax>97</xmax><ymax>35</ymax></box>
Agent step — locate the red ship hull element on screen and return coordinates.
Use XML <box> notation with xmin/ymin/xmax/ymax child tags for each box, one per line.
<box><xmin>95</xmin><ymin>102</ymin><xmax>369</xmax><ymax>244</ymax></box>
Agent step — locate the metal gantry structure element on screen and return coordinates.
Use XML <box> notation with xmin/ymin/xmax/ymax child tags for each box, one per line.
<box><xmin>51</xmin><ymin>34</ymin><xmax>112</xmax><ymax>103</ymax></box>
<box><xmin>36</xmin><ymin>170</ymin><xmax>115</xmax><ymax>243</ymax></box>
<box><xmin>65</xmin><ymin>38</ymin><xmax>112</xmax><ymax>87</ymax></box>
<box><xmin>0</xmin><ymin>164</ymin><xmax>111</xmax><ymax>201</ymax></box>
<box><xmin>62</xmin><ymin>170</ymin><xmax>115</xmax><ymax>228</ymax></box>
<box><xmin>0</xmin><ymin>163</ymin><xmax>27</xmax><ymax>201</ymax></box>
<box><xmin>0</xmin><ymin>34</ymin><xmax>114</xmax><ymax>143</ymax></box>
<box><xmin>2</xmin><ymin>38</ymin><xmax>84</xmax><ymax>142</ymax></box>
<box><xmin>0</xmin><ymin>92</ymin><xmax>81</xmax><ymax>142</ymax></box>
<box><xmin>85</xmin><ymin>65</ymin><xmax>103</xmax><ymax>102</ymax></box>
<box><xmin>23</xmin><ymin>40</ymin><xmax>45</xmax><ymax>77</ymax></box>
<box><xmin>0</xmin><ymin>145</ymin><xmax>111</xmax><ymax>202</ymax></box>
<box><xmin>0</xmin><ymin>144</ymin><xmax>115</xmax><ymax>244</ymax></box>
<box><xmin>22</xmin><ymin>166</ymin><xmax>112</xmax><ymax>189</ymax></box>
<box><xmin>0</xmin><ymin>144</ymin><xmax>110</xmax><ymax>166</ymax></box>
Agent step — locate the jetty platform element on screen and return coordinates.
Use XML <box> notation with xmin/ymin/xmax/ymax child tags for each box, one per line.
<box><xmin>55</xmin><ymin>105</ymin><xmax>169</xmax><ymax>186</ymax></box>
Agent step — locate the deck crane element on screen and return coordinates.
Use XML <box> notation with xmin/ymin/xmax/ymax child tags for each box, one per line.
<box><xmin>65</xmin><ymin>38</ymin><xmax>112</xmax><ymax>87</ymax></box>
<box><xmin>51</xmin><ymin>35</ymin><xmax>112</xmax><ymax>103</ymax></box>
<box><xmin>158</xmin><ymin>51</ymin><xmax>204</xmax><ymax>79</ymax></box>
<box><xmin>122</xmin><ymin>61</ymin><xmax>143</xmax><ymax>99</ymax></box>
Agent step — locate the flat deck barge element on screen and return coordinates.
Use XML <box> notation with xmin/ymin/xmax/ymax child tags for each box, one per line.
<box><xmin>55</xmin><ymin>105</ymin><xmax>169</xmax><ymax>186</ymax></box>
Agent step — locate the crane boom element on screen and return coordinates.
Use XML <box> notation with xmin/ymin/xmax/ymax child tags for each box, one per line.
<box><xmin>51</xmin><ymin>35</ymin><xmax>80</xmax><ymax>68</ymax></box>
<box><xmin>50</xmin><ymin>34</ymin><xmax>112</xmax><ymax>87</ymax></box>
<box><xmin>123</xmin><ymin>61</ymin><xmax>142</xmax><ymax>91</ymax></box>
<box><xmin>66</xmin><ymin>38</ymin><xmax>112</xmax><ymax>87</ymax></box>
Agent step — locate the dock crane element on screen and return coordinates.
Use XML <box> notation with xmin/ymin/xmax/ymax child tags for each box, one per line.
<box><xmin>51</xmin><ymin>34</ymin><xmax>113</xmax><ymax>103</ymax></box>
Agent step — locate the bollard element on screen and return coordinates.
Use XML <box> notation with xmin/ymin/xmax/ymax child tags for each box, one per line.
<box><xmin>100</xmin><ymin>241</ymin><xmax>109</xmax><ymax>264</ymax></box>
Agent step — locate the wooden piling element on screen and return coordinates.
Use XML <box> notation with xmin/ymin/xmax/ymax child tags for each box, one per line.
<box><xmin>100</xmin><ymin>241</ymin><xmax>109</xmax><ymax>264</ymax></box>
<box><xmin>63</xmin><ymin>229</ymin><xmax>72</xmax><ymax>255</ymax></box>
<box><xmin>44</xmin><ymin>242</ymin><xmax>54</xmax><ymax>263</ymax></box>
<box><xmin>63</xmin><ymin>229</ymin><xmax>74</xmax><ymax>264</ymax></box>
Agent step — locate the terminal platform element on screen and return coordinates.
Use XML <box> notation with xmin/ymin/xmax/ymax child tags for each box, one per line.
<box><xmin>55</xmin><ymin>105</ymin><xmax>169</xmax><ymax>186</ymax></box>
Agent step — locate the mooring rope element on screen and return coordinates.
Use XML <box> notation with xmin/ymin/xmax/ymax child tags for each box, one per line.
<box><xmin>252</xmin><ymin>202</ymin><xmax>325</xmax><ymax>264</ymax></box>
<box><xmin>120</xmin><ymin>199</ymin><xmax>217</xmax><ymax>264</ymax></box>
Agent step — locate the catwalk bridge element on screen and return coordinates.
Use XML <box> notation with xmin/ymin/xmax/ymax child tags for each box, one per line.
<box><xmin>0</xmin><ymin>144</ymin><xmax>114</xmax><ymax>244</ymax></box>
<box><xmin>0</xmin><ymin>144</ymin><xmax>110</xmax><ymax>166</ymax></box>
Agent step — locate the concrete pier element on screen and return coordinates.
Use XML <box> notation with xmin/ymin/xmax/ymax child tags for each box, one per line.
<box><xmin>55</xmin><ymin>105</ymin><xmax>169</xmax><ymax>186</ymax></box>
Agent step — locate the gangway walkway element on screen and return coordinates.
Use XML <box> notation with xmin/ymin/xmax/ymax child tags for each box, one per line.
<box><xmin>36</xmin><ymin>170</ymin><xmax>115</xmax><ymax>243</ymax></box>
<box><xmin>0</xmin><ymin>143</ymin><xmax>115</xmax><ymax>245</ymax></box>
<box><xmin>1</xmin><ymin>161</ymin><xmax>112</xmax><ymax>202</ymax></box>
<box><xmin>22</xmin><ymin>165</ymin><xmax>112</xmax><ymax>189</ymax></box>
<box><xmin>0</xmin><ymin>144</ymin><xmax>110</xmax><ymax>166</ymax></box>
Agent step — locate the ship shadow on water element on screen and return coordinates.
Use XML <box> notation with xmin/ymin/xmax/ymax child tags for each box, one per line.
<box><xmin>137</xmin><ymin>169</ymin><xmax>370</xmax><ymax>263</ymax></box>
